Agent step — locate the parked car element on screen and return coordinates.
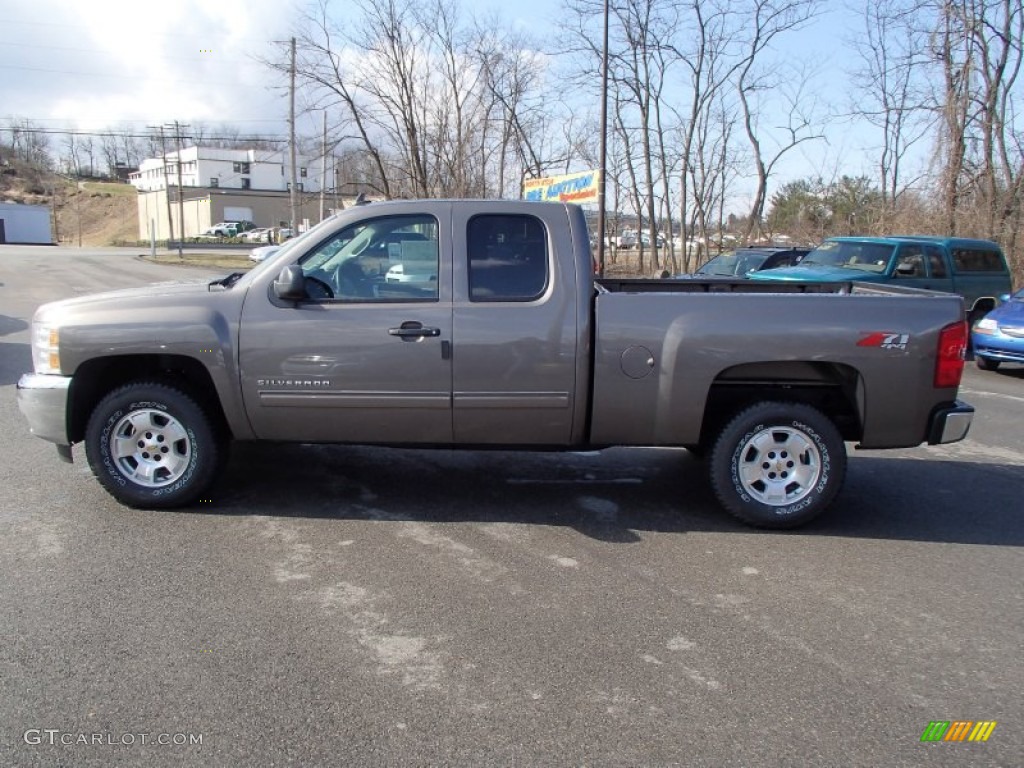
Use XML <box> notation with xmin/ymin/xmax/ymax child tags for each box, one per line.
<box><xmin>207</xmin><ymin>221</ymin><xmax>256</xmax><ymax>237</ymax></box>
<box><xmin>249</xmin><ymin>245</ymin><xmax>281</xmax><ymax>263</ymax></box>
<box><xmin>615</xmin><ymin>230</ymin><xmax>668</xmax><ymax>249</ymax></box>
<box><xmin>682</xmin><ymin>246</ymin><xmax>811</xmax><ymax>278</ymax></box>
<box><xmin>241</xmin><ymin>228</ymin><xmax>271</xmax><ymax>243</ymax></box>
<box><xmin>751</xmin><ymin>236</ymin><xmax>1012</xmax><ymax>325</ymax></box>
<box><xmin>207</xmin><ymin>222</ymin><xmax>237</xmax><ymax>237</ymax></box>
<box><xmin>972</xmin><ymin>288</ymin><xmax>1024</xmax><ymax>370</ymax></box>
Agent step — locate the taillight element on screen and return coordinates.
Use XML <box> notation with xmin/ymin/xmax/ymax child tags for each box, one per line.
<box><xmin>935</xmin><ymin>321</ymin><xmax>967</xmax><ymax>388</ymax></box>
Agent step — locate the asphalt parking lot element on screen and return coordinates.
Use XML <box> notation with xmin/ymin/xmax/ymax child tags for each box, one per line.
<box><xmin>1</xmin><ymin>246</ymin><xmax>1021</xmax><ymax>766</ymax></box>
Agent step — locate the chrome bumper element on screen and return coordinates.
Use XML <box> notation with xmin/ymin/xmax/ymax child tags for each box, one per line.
<box><xmin>16</xmin><ymin>373</ymin><xmax>72</xmax><ymax>451</ymax></box>
<box><xmin>927</xmin><ymin>400</ymin><xmax>974</xmax><ymax>445</ymax></box>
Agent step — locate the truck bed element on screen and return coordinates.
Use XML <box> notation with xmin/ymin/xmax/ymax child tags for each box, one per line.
<box><xmin>595</xmin><ymin>278</ymin><xmax>952</xmax><ymax>298</ymax></box>
<box><xmin>588</xmin><ymin>279</ymin><xmax>967</xmax><ymax>449</ymax></box>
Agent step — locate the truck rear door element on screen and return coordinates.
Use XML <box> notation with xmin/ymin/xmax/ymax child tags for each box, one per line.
<box><xmin>450</xmin><ymin>203</ymin><xmax>580</xmax><ymax>444</ymax></box>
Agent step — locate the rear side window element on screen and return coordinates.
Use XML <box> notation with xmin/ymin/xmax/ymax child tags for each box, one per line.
<box><xmin>467</xmin><ymin>214</ymin><xmax>548</xmax><ymax>302</ymax></box>
<box><xmin>951</xmin><ymin>248</ymin><xmax>1005</xmax><ymax>273</ymax></box>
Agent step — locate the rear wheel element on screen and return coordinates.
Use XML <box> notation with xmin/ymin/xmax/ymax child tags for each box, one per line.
<box><xmin>85</xmin><ymin>381</ymin><xmax>224</xmax><ymax>508</ymax></box>
<box><xmin>709</xmin><ymin>402</ymin><xmax>846</xmax><ymax>529</ymax></box>
<box><xmin>975</xmin><ymin>356</ymin><xmax>1001</xmax><ymax>371</ymax></box>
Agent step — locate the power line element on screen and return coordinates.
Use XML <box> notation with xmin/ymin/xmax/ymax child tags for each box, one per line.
<box><xmin>0</xmin><ymin>17</ymin><xmax>264</xmax><ymax>42</ymax></box>
<box><xmin>0</xmin><ymin>63</ymin><xmax>278</xmax><ymax>90</ymax></box>
<box><xmin>0</xmin><ymin>40</ymin><xmax>252</xmax><ymax>64</ymax></box>
<box><xmin>3</xmin><ymin>127</ymin><xmax>289</xmax><ymax>143</ymax></box>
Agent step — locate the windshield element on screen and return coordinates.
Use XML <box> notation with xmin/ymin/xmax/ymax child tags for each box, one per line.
<box><xmin>696</xmin><ymin>253</ymin><xmax>739</xmax><ymax>276</ymax></box>
<box><xmin>801</xmin><ymin>241</ymin><xmax>895</xmax><ymax>272</ymax></box>
<box><xmin>696</xmin><ymin>252</ymin><xmax>766</xmax><ymax>276</ymax></box>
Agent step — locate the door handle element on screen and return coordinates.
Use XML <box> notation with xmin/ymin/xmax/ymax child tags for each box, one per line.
<box><xmin>388</xmin><ymin>322</ymin><xmax>441</xmax><ymax>339</ymax></box>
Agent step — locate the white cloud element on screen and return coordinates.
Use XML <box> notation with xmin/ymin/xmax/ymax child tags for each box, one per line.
<box><xmin>1</xmin><ymin>0</ymin><xmax>301</xmax><ymax>131</ymax></box>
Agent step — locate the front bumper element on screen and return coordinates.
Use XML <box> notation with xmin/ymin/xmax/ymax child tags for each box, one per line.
<box><xmin>16</xmin><ymin>373</ymin><xmax>72</xmax><ymax>449</ymax></box>
<box><xmin>927</xmin><ymin>400</ymin><xmax>974</xmax><ymax>445</ymax></box>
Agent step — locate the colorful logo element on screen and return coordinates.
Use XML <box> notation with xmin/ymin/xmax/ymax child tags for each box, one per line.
<box><xmin>857</xmin><ymin>331</ymin><xmax>910</xmax><ymax>350</ymax></box>
<box><xmin>920</xmin><ymin>721</ymin><xmax>997</xmax><ymax>742</ymax></box>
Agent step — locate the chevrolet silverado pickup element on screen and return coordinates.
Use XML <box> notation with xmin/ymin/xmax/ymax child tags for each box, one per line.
<box><xmin>17</xmin><ymin>200</ymin><xmax>975</xmax><ymax>528</ymax></box>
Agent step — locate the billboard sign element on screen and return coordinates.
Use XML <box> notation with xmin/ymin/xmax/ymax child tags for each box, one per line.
<box><xmin>522</xmin><ymin>169</ymin><xmax>601</xmax><ymax>204</ymax></box>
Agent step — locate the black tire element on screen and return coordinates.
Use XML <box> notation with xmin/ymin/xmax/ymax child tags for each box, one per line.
<box><xmin>709</xmin><ymin>402</ymin><xmax>846</xmax><ymax>529</ymax></box>
<box><xmin>975</xmin><ymin>355</ymin><xmax>1001</xmax><ymax>371</ymax></box>
<box><xmin>84</xmin><ymin>381</ymin><xmax>223</xmax><ymax>509</ymax></box>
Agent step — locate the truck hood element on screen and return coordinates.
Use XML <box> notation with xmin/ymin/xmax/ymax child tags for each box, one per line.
<box><xmin>34</xmin><ymin>279</ymin><xmax>234</xmax><ymax>322</ymax></box>
<box><xmin>750</xmin><ymin>265</ymin><xmax>884</xmax><ymax>282</ymax></box>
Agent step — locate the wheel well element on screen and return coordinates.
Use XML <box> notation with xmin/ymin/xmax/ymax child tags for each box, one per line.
<box><xmin>699</xmin><ymin>361</ymin><xmax>862</xmax><ymax>448</ymax></box>
<box><xmin>68</xmin><ymin>355</ymin><xmax>229</xmax><ymax>444</ymax></box>
<box><xmin>968</xmin><ymin>298</ymin><xmax>996</xmax><ymax>319</ymax></box>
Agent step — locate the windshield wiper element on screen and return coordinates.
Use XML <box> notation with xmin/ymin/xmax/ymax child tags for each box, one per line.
<box><xmin>208</xmin><ymin>272</ymin><xmax>244</xmax><ymax>290</ymax></box>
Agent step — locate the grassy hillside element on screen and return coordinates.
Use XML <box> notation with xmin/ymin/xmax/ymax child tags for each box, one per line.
<box><xmin>1</xmin><ymin>150</ymin><xmax>137</xmax><ymax>246</ymax></box>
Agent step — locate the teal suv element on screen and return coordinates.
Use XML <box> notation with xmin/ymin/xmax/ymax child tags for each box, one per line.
<box><xmin>750</xmin><ymin>236</ymin><xmax>1012</xmax><ymax>325</ymax></box>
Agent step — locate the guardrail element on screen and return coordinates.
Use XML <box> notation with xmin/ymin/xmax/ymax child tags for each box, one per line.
<box><xmin>167</xmin><ymin>241</ymin><xmax>255</xmax><ymax>251</ymax></box>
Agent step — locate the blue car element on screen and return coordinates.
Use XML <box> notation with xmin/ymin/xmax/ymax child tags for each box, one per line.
<box><xmin>972</xmin><ymin>288</ymin><xmax>1024</xmax><ymax>371</ymax></box>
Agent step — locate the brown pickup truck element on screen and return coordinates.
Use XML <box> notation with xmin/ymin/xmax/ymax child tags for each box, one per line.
<box><xmin>17</xmin><ymin>200</ymin><xmax>974</xmax><ymax>528</ymax></box>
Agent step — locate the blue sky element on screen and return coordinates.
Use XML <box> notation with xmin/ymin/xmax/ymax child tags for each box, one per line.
<box><xmin>0</xmin><ymin>0</ymin><xmax>888</xmax><ymax>210</ymax></box>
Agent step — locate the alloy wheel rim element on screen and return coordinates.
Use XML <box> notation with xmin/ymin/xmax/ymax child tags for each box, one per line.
<box><xmin>736</xmin><ymin>426</ymin><xmax>821</xmax><ymax>506</ymax></box>
<box><xmin>108</xmin><ymin>409</ymin><xmax>191</xmax><ymax>487</ymax></box>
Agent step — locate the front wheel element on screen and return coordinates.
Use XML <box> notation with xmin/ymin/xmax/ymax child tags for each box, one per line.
<box><xmin>975</xmin><ymin>356</ymin><xmax>1001</xmax><ymax>371</ymax></box>
<box><xmin>709</xmin><ymin>402</ymin><xmax>846</xmax><ymax>529</ymax></box>
<box><xmin>85</xmin><ymin>381</ymin><xmax>224</xmax><ymax>508</ymax></box>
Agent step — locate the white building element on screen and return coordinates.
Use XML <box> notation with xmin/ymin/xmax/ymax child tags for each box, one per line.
<box><xmin>129</xmin><ymin>146</ymin><xmax>327</xmax><ymax>194</ymax></box>
<box><xmin>0</xmin><ymin>202</ymin><xmax>52</xmax><ymax>244</ymax></box>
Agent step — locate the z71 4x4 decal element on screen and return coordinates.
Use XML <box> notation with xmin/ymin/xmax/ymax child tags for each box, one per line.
<box><xmin>857</xmin><ymin>331</ymin><xmax>910</xmax><ymax>350</ymax></box>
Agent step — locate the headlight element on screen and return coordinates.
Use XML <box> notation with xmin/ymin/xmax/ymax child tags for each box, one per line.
<box><xmin>973</xmin><ymin>317</ymin><xmax>998</xmax><ymax>335</ymax></box>
<box><xmin>32</xmin><ymin>323</ymin><xmax>62</xmax><ymax>374</ymax></box>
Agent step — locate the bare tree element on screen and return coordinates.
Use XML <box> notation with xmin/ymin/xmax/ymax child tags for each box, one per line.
<box><xmin>667</xmin><ymin>0</ymin><xmax>746</xmax><ymax>268</ymax></box>
<box><xmin>919</xmin><ymin>0</ymin><xmax>1023</xmax><ymax>280</ymax></box>
<box><xmin>61</xmin><ymin>133</ymin><xmax>82</xmax><ymax>177</ymax></box>
<box><xmin>6</xmin><ymin>118</ymin><xmax>52</xmax><ymax>169</ymax></box>
<box><xmin>735</xmin><ymin>0</ymin><xmax>824</xmax><ymax>240</ymax></box>
<box><xmin>851</xmin><ymin>0</ymin><xmax>932</xmax><ymax>225</ymax></box>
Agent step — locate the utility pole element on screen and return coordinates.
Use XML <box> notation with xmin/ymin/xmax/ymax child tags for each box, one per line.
<box><xmin>289</xmin><ymin>36</ymin><xmax>299</xmax><ymax>233</ymax></box>
<box><xmin>333</xmin><ymin>154</ymin><xmax>340</xmax><ymax>211</ymax></box>
<box><xmin>596</xmin><ymin>0</ymin><xmax>610</xmax><ymax>277</ymax></box>
<box><xmin>150</xmin><ymin>124</ymin><xmax>175</xmax><ymax>249</ymax></box>
<box><xmin>319</xmin><ymin>110</ymin><xmax>327</xmax><ymax>222</ymax></box>
<box><xmin>169</xmin><ymin>121</ymin><xmax>189</xmax><ymax>257</ymax></box>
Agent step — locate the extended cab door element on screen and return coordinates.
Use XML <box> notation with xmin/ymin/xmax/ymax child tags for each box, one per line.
<box><xmin>450</xmin><ymin>203</ymin><xmax>580</xmax><ymax>444</ymax></box>
<box><xmin>890</xmin><ymin>242</ymin><xmax>953</xmax><ymax>292</ymax></box>
<box><xmin>238</xmin><ymin>205</ymin><xmax>453</xmax><ymax>443</ymax></box>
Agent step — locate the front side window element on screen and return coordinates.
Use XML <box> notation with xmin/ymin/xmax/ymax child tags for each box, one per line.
<box><xmin>467</xmin><ymin>214</ymin><xmax>548</xmax><ymax>302</ymax></box>
<box><xmin>298</xmin><ymin>214</ymin><xmax>439</xmax><ymax>302</ymax></box>
<box><xmin>894</xmin><ymin>244</ymin><xmax>924</xmax><ymax>278</ymax></box>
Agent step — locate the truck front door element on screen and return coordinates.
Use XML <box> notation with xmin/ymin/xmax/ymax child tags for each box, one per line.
<box><xmin>238</xmin><ymin>209</ymin><xmax>454</xmax><ymax>444</ymax></box>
